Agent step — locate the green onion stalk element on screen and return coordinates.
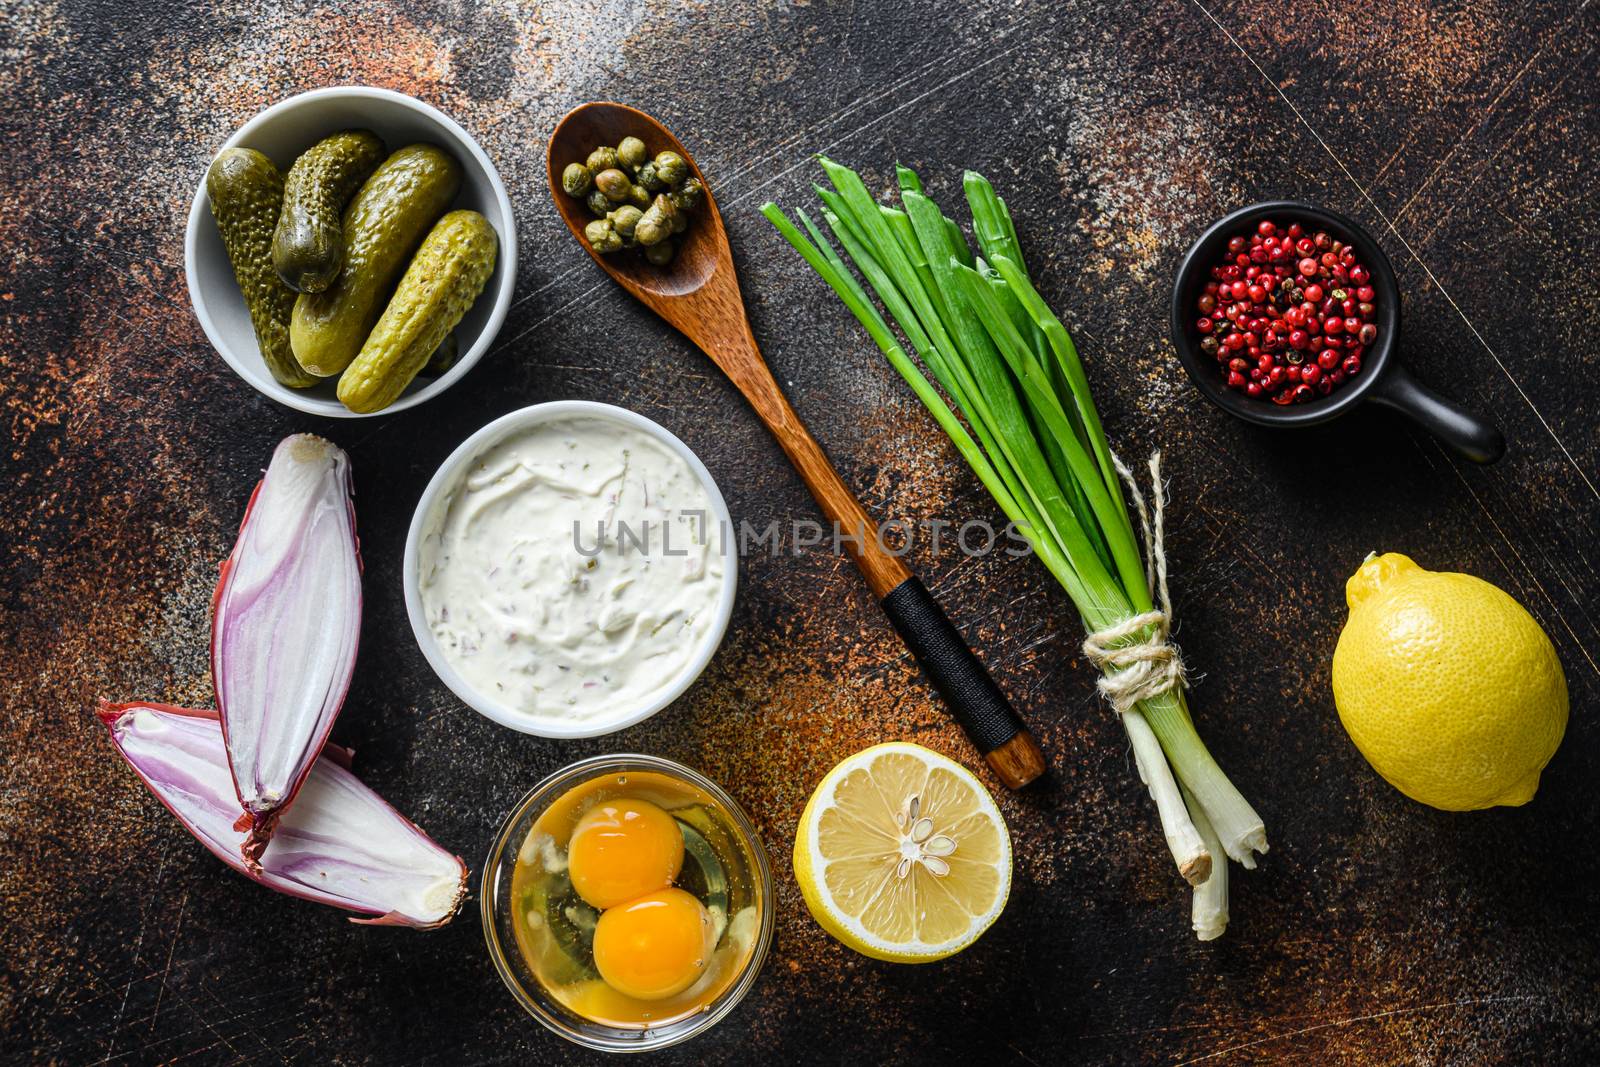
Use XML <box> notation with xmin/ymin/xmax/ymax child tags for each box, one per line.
<box><xmin>762</xmin><ymin>159</ymin><xmax>1266</xmax><ymax>937</ymax></box>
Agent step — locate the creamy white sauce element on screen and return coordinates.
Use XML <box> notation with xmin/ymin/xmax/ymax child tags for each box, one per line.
<box><xmin>418</xmin><ymin>415</ymin><xmax>726</xmax><ymax>723</ymax></box>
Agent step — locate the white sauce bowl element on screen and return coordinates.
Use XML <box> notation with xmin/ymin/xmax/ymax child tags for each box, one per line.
<box><xmin>403</xmin><ymin>402</ymin><xmax>738</xmax><ymax>738</ymax></box>
<box><xmin>185</xmin><ymin>86</ymin><xmax>518</xmax><ymax>417</ymax></box>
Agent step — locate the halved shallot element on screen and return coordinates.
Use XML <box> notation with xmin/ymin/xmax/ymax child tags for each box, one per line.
<box><xmin>98</xmin><ymin>701</ymin><xmax>466</xmax><ymax>928</ymax></box>
<box><xmin>212</xmin><ymin>433</ymin><xmax>362</xmax><ymax>866</ymax></box>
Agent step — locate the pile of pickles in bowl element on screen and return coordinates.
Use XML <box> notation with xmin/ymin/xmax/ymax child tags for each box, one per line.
<box><xmin>185</xmin><ymin>86</ymin><xmax>517</xmax><ymax>417</ymax></box>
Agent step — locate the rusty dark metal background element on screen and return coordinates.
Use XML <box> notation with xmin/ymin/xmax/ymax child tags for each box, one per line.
<box><xmin>3</xmin><ymin>0</ymin><xmax>1598</xmax><ymax>1063</ymax></box>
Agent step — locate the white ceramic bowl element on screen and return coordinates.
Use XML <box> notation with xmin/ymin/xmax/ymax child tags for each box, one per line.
<box><xmin>404</xmin><ymin>401</ymin><xmax>738</xmax><ymax>737</ymax></box>
<box><xmin>184</xmin><ymin>86</ymin><xmax>518</xmax><ymax>417</ymax></box>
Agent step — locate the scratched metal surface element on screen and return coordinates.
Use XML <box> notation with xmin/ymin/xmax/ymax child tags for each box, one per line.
<box><xmin>2</xmin><ymin>0</ymin><xmax>1598</xmax><ymax>1063</ymax></box>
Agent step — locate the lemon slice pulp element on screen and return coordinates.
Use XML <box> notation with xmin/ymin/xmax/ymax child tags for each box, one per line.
<box><xmin>793</xmin><ymin>742</ymin><xmax>1012</xmax><ymax>962</ymax></box>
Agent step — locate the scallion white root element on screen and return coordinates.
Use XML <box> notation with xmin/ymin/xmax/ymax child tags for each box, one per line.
<box><xmin>1126</xmin><ymin>709</ymin><xmax>1210</xmax><ymax>886</ymax></box>
<box><xmin>1183</xmin><ymin>781</ymin><xmax>1229</xmax><ymax>941</ymax></box>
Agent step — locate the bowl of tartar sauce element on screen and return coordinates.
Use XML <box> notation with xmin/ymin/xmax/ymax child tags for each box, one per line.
<box><xmin>404</xmin><ymin>401</ymin><xmax>737</xmax><ymax>737</ymax></box>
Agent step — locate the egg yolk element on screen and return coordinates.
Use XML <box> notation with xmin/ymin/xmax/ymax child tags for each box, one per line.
<box><xmin>592</xmin><ymin>888</ymin><xmax>715</xmax><ymax>1001</ymax></box>
<box><xmin>567</xmin><ymin>799</ymin><xmax>684</xmax><ymax>910</ymax></box>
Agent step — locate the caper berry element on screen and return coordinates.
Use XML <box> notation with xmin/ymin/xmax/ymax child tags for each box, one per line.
<box><xmin>669</xmin><ymin>177</ymin><xmax>704</xmax><ymax>212</ymax></box>
<box><xmin>653</xmin><ymin>151</ymin><xmax>688</xmax><ymax>186</ymax></box>
<box><xmin>609</xmin><ymin>205</ymin><xmax>644</xmax><ymax>239</ymax></box>
<box><xmin>572</xmin><ymin>141</ymin><xmax>703</xmax><ymax>263</ymax></box>
<box><xmin>645</xmin><ymin>238</ymin><xmax>676</xmax><ymax>266</ymax></box>
<box><xmin>634</xmin><ymin>218</ymin><xmax>667</xmax><ymax>247</ymax></box>
<box><xmin>595</xmin><ymin>168</ymin><xmax>632</xmax><ymax>202</ymax></box>
<box><xmin>636</xmin><ymin>161</ymin><xmax>665</xmax><ymax>191</ymax></box>
<box><xmin>562</xmin><ymin>162</ymin><xmax>593</xmax><ymax>197</ymax></box>
<box><xmin>585</xmin><ymin>146</ymin><xmax>619</xmax><ymax>174</ymax></box>
<box><xmin>617</xmin><ymin>136</ymin><xmax>648</xmax><ymax>169</ymax></box>
<box><xmin>585</xmin><ymin>219</ymin><xmax>622</xmax><ymax>253</ymax></box>
<box><xmin>635</xmin><ymin>193</ymin><xmax>678</xmax><ymax>247</ymax></box>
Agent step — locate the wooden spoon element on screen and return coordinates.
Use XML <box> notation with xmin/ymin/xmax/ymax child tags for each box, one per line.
<box><xmin>547</xmin><ymin>102</ymin><xmax>1045</xmax><ymax>789</ymax></box>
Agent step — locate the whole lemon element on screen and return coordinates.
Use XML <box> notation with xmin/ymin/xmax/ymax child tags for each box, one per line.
<box><xmin>1331</xmin><ymin>553</ymin><xmax>1567</xmax><ymax>810</ymax></box>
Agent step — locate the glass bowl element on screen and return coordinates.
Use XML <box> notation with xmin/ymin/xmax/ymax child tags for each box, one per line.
<box><xmin>481</xmin><ymin>754</ymin><xmax>774</xmax><ymax>1052</ymax></box>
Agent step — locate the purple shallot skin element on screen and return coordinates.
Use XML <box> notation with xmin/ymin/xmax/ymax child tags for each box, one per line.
<box><xmin>211</xmin><ymin>434</ymin><xmax>363</xmax><ymax>867</ymax></box>
<box><xmin>97</xmin><ymin>701</ymin><xmax>466</xmax><ymax>927</ymax></box>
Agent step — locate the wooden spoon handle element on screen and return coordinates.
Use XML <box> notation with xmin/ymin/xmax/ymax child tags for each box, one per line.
<box><xmin>753</xmin><ymin>385</ymin><xmax>912</xmax><ymax>598</ymax></box>
<box><xmin>706</xmin><ymin>328</ymin><xmax>1045</xmax><ymax>787</ymax></box>
<box><xmin>879</xmin><ymin>577</ymin><xmax>1047</xmax><ymax>789</ymax></box>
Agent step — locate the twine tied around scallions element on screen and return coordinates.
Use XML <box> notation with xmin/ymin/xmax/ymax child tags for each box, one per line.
<box><xmin>1081</xmin><ymin>452</ymin><xmax>1187</xmax><ymax>716</ymax></box>
<box><xmin>763</xmin><ymin>158</ymin><xmax>1267</xmax><ymax>941</ymax></box>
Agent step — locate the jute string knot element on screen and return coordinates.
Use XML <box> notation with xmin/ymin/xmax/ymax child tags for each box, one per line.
<box><xmin>1081</xmin><ymin>451</ymin><xmax>1188</xmax><ymax>714</ymax></box>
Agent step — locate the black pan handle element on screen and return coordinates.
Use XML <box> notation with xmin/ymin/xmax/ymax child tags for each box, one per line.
<box><xmin>1369</xmin><ymin>364</ymin><xmax>1505</xmax><ymax>464</ymax></box>
<box><xmin>880</xmin><ymin>576</ymin><xmax>1046</xmax><ymax>788</ymax></box>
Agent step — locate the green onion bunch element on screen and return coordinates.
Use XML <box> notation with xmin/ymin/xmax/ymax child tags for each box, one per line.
<box><xmin>762</xmin><ymin>159</ymin><xmax>1267</xmax><ymax>939</ymax></box>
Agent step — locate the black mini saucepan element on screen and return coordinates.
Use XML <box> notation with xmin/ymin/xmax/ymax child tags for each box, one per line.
<box><xmin>1170</xmin><ymin>201</ymin><xmax>1505</xmax><ymax>464</ymax></box>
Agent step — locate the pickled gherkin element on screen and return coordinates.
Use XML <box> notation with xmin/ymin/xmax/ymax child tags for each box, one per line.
<box><xmin>337</xmin><ymin>210</ymin><xmax>497</xmax><ymax>414</ymax></box>
<box><xmin>291</xmin><ymin>144</ymin><xmax>462</xmax><ymax>377</ymax></box>
<box><xmin>272</xmin><ymin>129</ymin><xmax>384</xmax><ymax>293</ymax></box>
<box><xmin>205</xmin><ymin>148</ymin><xmax>321</xmax><ymax>389</ymax></box>
<box><xmin>424</xmin><ymin>332</ymin><xmax>459</xmax><ymax>375</ymax></box>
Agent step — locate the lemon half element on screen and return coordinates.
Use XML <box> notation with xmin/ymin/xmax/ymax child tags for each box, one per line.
<box><xmin>793</xmin><ymin>742</ymin><xmax>1012</xmax><ymax>963</ymax></box>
